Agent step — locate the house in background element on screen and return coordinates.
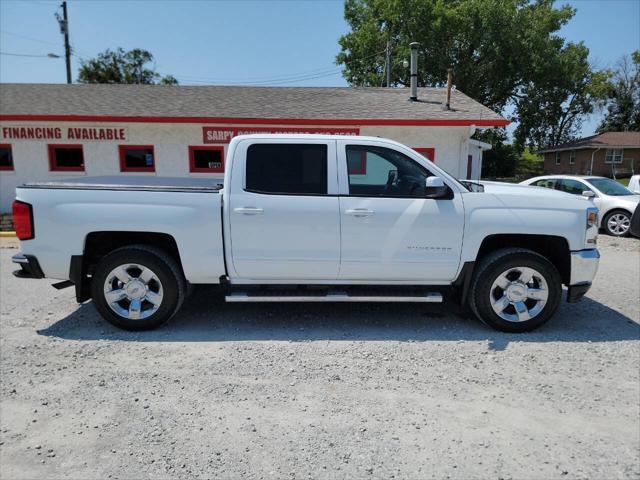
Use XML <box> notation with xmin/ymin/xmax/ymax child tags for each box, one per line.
<box><xmin>538</xmin><ymin>132</ymin><xmax>640</xmax><ymax>177</ymax></box>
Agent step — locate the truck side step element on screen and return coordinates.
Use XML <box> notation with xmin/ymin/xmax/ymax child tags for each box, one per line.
<box><xmin>225</xmin><ymin>291</ymin><xmax>443</xmax><ymax>303</ymax></box>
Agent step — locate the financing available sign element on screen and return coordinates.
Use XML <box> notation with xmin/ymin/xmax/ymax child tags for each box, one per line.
<box><xmin>1</xmin><ymin>125</ymin><xmax>127</xmax><ymax>141</ymax></box>
<box><xmin>203</xmin><ymin>126</ymin><xmax>360</xmax><ymax>144</ymax></box>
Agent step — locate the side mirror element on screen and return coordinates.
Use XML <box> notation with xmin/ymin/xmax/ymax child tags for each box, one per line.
<box><xmin>582</xmin><ymin>190</ymin><xmax>596</xmax><ymax>199</ymax></box>
<box><xmin>425</xmin><ymin>176</ymin><xmax>449</xmax><ymax>199</ymax></box>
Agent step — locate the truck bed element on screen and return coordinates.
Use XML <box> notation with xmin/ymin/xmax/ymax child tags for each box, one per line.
<box><xmin>21</xmin><ymin>176</ymin><xmax>223</xmax><ymax>193</ymax></box>
<box><xmin>15</xmin><ymin>176</ymin><xmax>226</xmax><ymax>283</ymax></box>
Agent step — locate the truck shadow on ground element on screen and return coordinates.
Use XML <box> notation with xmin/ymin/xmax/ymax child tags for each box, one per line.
<box><xmin>38</xmin><ymin>286</ymin><xmax>640</xmax><ymax>351</ymax></box>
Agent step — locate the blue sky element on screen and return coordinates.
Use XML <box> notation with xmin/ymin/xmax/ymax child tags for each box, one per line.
<box><xmin>1</xmin><ymin>0</ymin><xmax>638</xmax><ymax>136</ymax></box>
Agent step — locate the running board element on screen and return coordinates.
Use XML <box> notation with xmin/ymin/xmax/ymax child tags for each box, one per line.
<box><xmin>225</xmin><ymin>292</ymin><xmax>443</xmax><ymax>303</ymax></box>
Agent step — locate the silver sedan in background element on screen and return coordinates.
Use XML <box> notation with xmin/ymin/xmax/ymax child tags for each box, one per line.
<box><xmin>520</xmin><ymin>175</ymin><xmax>640</xmax><ymax>237</ymax></box>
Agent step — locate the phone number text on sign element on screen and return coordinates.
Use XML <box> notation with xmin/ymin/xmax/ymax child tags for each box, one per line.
<box><xmin>203</xmin><ymin>126</ymin><xmax>360</xmax><ymax>144</ymax></box>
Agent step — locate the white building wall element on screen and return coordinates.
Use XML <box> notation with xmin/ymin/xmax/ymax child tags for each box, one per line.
<box><xmin>0</xmin><ymin>121</ymin><xmax>473</xmax><ymax>212</ymax></box>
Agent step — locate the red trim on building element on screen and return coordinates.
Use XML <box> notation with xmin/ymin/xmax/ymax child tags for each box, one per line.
<box><xmin>188</xmin><ymin>146</ymin><xmax>224</xmax><ymax>173</ymax></box>
<box><xmin>118</xmin><ymin>145</ymin><xmax>155</xmax><ymax>172</ymax></box>
<box><xmin>48</xmin><ymin>144</ymin><xmax>85</xmax><ymax>172</ymax></box>
<box><xmin>0</xmin><ymin>143</ymin><xmax>13</xmax><ymax>171</ymax></box>
<box><xmin>413</xmin><ymin>147</ymin><xmax>435</xmax><ymax>162</ymax></box>
<box><xmin>0</xmin><ymin>114</ymin><xmax>509</xmax><ymax>127</ymax></box>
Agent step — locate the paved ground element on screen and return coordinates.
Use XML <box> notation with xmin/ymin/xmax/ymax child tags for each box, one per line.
<box><xmin>0</xmin><ymin>236</ymin><xmax>639</xmax><ymax>480</ymax></box>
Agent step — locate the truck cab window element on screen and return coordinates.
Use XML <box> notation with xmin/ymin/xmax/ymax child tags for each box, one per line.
<box><xmin>346</xmin><ymin>145</ymin><xmax>430</xmax><ymax>197</ymax></box>
<box><xmin>246</xmin><ymin>144</ymin><xmax>327</xmax><ymax>195</ymax></box>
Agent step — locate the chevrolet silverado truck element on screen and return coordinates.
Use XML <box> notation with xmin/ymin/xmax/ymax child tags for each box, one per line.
<box><xmin>11</xmin><ymin>135</ymin><xmax>600</xmax><ymax>333</ymax></box>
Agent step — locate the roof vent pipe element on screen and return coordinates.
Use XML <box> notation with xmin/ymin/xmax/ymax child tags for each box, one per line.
<box><xmin>445</xmin><ymin>68</ymin><xmax>453</xmax><ymax>110</ymax></box>
<box><xmin>409</xmin><ymin>42</ymin><xmax>420</xmax><ymax>101</ymax></box>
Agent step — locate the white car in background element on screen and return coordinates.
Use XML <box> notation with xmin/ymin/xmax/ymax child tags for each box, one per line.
<box><xmin>520</xmin><ymin>175</ymin><xmax>640</xmax><ymax>237</ymax></box>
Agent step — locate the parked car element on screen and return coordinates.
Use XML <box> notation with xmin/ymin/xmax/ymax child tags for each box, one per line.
<box><xmin>11</xmin><ymin>135</ymin><xmax>600</xmax><ymax>333</ymax></box>
<box><xmin>520</xmin><ymin>175</ymin><xmax>639</xmax><ymax>237</ymax></box>
<box><xmin>628</xmin><ymin>174</ymin><xmax>640</xmax><ymax>194</ymax></box>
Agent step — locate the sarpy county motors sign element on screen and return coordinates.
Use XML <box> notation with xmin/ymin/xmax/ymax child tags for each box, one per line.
<box><xmin>203</xmin><ymin>126</ymin><xmax>359</xmax><ymax>144</ymax></box>
<box><xmin>1</xmin><ymin>126</ymin><xmax>127</xmax><ymax>141</ymax></box>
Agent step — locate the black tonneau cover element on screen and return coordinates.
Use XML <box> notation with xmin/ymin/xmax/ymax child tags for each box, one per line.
<box><xmin>20</xmin><ymin>176</ymin><xmax>223</xmax><ymax>193</ymax></box>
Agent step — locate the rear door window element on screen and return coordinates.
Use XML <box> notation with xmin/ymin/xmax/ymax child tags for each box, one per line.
<box><xmin>246</xmin><ymin>144</ymin><xmax>328</xmax><ymax>195</ymax></box>
<box><xmin>557</xmin><ymin>179</ymin><xmax>589</xmax><ymax>195</ymax></box>
<box><xmin>531</xmin><ymin>178</ymin><xmax>558</xmax><ymax>190</ymax></box>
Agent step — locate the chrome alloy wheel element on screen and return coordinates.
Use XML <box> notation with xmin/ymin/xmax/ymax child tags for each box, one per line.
<box><xmin>607</xmin><ymin>213</ymin><xmax>630</xmax><ymax>235</ymax></box>
<box><xmin>103</xmin><ymin>263</ymin><xmax>163</xmax><ymax>320</ymax></box>
<box><xmin>489</xmin><ymin>267</ymin><xmax>549</xmax><ymax>322</ymax></box>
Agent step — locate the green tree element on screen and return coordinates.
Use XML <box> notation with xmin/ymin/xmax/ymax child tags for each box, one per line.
<box><xmin>78</xmin><ymin>48</ymin><xmax>178</xmax><ymax>85</ymax></box>
<box><xmin>513</xmin><ymin>44</ymin><xmax>611</xmax><ymax>148</ymax></box>
<box><xmin>597</xmin><ymin>51</ymin><xmax>640</xmax><ymax>132</ymax></box>
<box><xmin>336</xmin><ymin>0</ymin><xmax>607</xmax><ymax>149</ymax></box>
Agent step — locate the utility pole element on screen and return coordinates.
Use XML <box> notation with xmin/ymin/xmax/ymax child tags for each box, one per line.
<box><xmin>56</xmin><ymin>1</ymin><xmax>72</xmax><ymax>84</ymax></box>
<box><xmin>385</xmin><ymin>41</ymin><xmax>391</xmax><ymax>87</ymax></box>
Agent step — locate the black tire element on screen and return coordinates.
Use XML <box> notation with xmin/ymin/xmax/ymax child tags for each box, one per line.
<box><xmin>469</xmin><ymin>248</ymin><xmax>562</xmax><ymax>333</ymax></box>
<box><xmin>603</xmin><ymin>209</ymin><xmax>632</xmax><ymax>237</ymax></box>
<box><xmin>91</xmin><ymin>244</ymin><xmax>186</xmax><ymax>331</ymax></box>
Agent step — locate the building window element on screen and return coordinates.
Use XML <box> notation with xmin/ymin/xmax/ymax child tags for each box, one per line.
<box><xmin>48</xmin><ymin>144</ymin><xmax>84</xmax><ymax>171</ymax></box>
<box><xmin>555</xmin><ymin>152</ymin><xmax>561</xmax><ymax>165</ymax></box>
<box><xmin>246</xmin><ymin>143</ymin><xmax>328</xmax><ymax>195</ymax></box>
<box><xmin>189</xmin><ymin>146</ymin><xmax>224</xmax><ymax>173</ymax></box>
<box><xmin>119</xmin><ymin>145</ymin><xmax>155</xmax><ymax>172</ymax></box>
<box><xmin>569</xmin><ymin>150</ymin><xmax>576</xmax><ymax>165</ymax></box>
<box><xmin>0</xmin><ymin>144</ymin><xmax>13</xmax><ymax>171</ymax></box>
<box><xmin>604</xmin><ymin>148</ymin><xmax>623</xmax><ymax>164</ymax></box>
<box><xmin>413</xmin><ymin>147</ymin><xmax>435</xmax><ymax>162</ymax></box>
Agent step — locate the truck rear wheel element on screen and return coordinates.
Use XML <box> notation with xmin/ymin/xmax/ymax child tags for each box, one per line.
<box><xmin>469</xmin><ymin>248</ymin><xmax>562</xmax><ymax>333</ymax></box>
<box><xmin>91</xmin><ymin>245</ymin><xmax>186</xmax><ymax>331</ymax></box>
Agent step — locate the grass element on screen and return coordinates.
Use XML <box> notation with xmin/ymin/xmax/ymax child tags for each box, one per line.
<box><xmin>617</xmin><ymin>178</ymin><xmax>630</xmax><ymax>186</ymax></box>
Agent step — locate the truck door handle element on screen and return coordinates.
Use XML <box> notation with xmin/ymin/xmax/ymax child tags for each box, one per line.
<box><xmin>234</xmin><ymin>207</ymin><xmax>264</xmax><ymax>215</ymax></box>
<box><xmin>345</xmin><ymin>208</ymin><xmax>374</xmax><ymax>217</ymax></box>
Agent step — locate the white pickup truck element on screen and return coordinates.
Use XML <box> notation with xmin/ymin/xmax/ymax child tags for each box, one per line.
<box><xmin>11</xmin><ymin>134</ymin><xmax>600</xmax><ymax>333</ymax></box>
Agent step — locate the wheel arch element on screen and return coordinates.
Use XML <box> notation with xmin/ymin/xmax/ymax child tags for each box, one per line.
<box><xmin>476</xmin><ymin>234</ymin><xmax>571</xmax><ymax>285</ymax></box>
<box><xmin>454</xmin><ymin>233</ymin><xmax>571</xmax><ymax>305</ymax></box>
<box><xmin>71</xmin><ymin>231</ymin><xmax>183</xmax><ymax>303</ymax></box>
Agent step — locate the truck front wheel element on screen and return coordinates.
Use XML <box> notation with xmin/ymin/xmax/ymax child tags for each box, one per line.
<box><xmin>91</xmin><ymin>245</ymin><xmax>186</xmax><ymax>331</ymax></box>
<box><xmin>469</xmin><ymin>248</ymin><xmax>562</xmax><ymax>333</ymax></box>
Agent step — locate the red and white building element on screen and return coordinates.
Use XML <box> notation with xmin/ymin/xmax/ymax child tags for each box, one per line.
<box><xmin>0</xmin><ymin>84</ymin><xmax>507</xmax><ymax>212</ymax></box>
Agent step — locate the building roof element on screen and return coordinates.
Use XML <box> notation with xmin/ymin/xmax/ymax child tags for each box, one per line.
<box><xmin>537</xmin><ymin>132</ymin><xmax>640</xmax><ymax>153</ymax></box>
<box><xmin>0</xmin><ymin>83</ymin><xmax>507</xmax><ymax>127</ymax></box>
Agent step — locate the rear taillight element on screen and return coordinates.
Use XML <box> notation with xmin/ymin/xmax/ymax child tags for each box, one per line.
<box><xmin>12</xmin><ymin>200</ymin><xmax>34</xmax><ymax>240</ymax></box>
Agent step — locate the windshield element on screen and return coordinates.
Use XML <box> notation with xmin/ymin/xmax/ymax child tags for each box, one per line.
<box><xmin>585</xmin><ymin>178</ymin><xmax>633</xmax><ymax>196</ymax></box>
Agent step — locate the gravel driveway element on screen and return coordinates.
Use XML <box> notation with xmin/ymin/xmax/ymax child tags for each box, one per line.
<box><xmin>1</xmin><ymin>236</ymin><xmax>639</xmax><ymax>480</ymax></box>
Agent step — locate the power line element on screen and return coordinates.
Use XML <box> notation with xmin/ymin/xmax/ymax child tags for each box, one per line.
<box><xmin>0</xmin><ymin>51</ymin><xmax>60</xmax><ymax>58</ymax></box>
<box><xmin>0</xmin><ymin>29</ymin><xmax>60</xmax><ymax>46</ymax></box>
<box><xmin>176</xmin><ymin>68</ymin><xmax>344</xmax><ymax>86</ymax></box>
<box><xmin>177</xmin><ymin>65</ymin><xmax>347</xmax><ymax>84</ymax></box>
<box><xmin>175</xmin><ymin>49</ymin><xmax>385</xmax><ymax>86</ymax></box>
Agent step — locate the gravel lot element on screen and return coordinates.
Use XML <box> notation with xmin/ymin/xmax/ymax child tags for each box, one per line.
<box><xmin>1</xmin><ymin>236</ymin><xmax>639</xmax><ymax>480</ymax></box>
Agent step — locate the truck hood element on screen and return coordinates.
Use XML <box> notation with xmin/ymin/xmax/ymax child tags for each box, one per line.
<box><xmin>477</xmin><ymin>181</ymin><xmax>593</xmax><ymax>210</ymax></box>
<box><xmin>480</xmin><ymin>181</ymin><xmax>575</xmax><ymax>199</ymax></box>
